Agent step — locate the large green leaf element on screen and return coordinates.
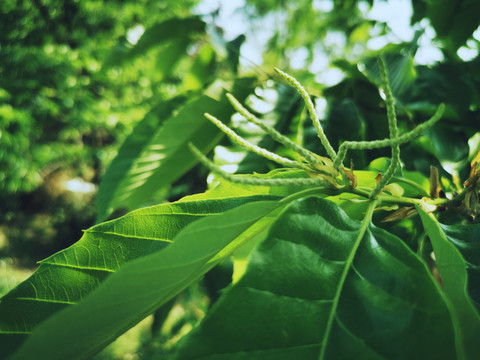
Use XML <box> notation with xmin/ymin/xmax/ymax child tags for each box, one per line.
<box><xmin>176</xmin><ymin>197</ymin><xmax>456</xmax><ymax>359</ymax></box>
<box><xmin>9</xmin><ymin>197</ymin><xmax>292</xmax><ymax>360</ymax></box>
<box><xmin>417</xmin><ymin>126</ymin><xmax>469</xmax><ymax>173</ymax></box>
<box><xmin>0</xmin><ymin>170</ymin><xmax>313</xmax><ymax>358</ymax></box>
<box><xmin>96</xmin><ymin>77</ymin><xmax>254</xmax><ymax>221</ymax></box>
<box><xmin>154</xmin><ymin>38</ymin><xmax>191</xmax><ymax>79</ymax></box>
<box><xmin>417</xmin><ymin>207</ymin><xmax>480</xmax><ymax>360</ymax></box>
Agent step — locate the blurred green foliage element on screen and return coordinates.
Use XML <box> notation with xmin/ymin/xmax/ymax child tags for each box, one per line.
<box><xmin>0</xmin><ymin>0</ymin><xmax>202</xmax><ymax>194</ymax></box>
<box><xmin>0</xmin><ymin>0</ymin><xmax>205</xmax><ymax>263</ymax></box>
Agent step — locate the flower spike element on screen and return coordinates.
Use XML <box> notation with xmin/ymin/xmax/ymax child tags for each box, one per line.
<box><xmin>226</xmin><ymin>93</ymin><xmax>321</xmax><ymax>165</ymax></box>
<box><xmin>188</xmin><ymin>143</ymin><xmax>328</xmax><ymax>187</ymax></box>
<box><xmin>369</xmin><ymin>57</ymin><xmax>402</xmax><ymax>199</ymax></box>
<box><xmin>332</xmin><ymin>104</ymin><xmax>444</xmax><ymax>169</ymax></box>
<box><xmin>204</xmin><ymin>113</ymin><xmax>310</xmax><ymax>171</ymax></box>
<box><xmin>274</xmin><ymin>68</ymin><xmax>337</xmax><ymax>160</ymax></box>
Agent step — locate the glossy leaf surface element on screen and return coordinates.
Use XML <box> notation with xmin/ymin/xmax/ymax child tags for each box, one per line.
<box><xmin>176</xmin><ymin>197</ymin><xmax>456</xmax><ymax>360</ymax></box>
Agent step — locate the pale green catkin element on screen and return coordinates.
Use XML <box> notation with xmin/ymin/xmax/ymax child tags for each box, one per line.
<box><xmin>195</xmin><ymin>65</ymin><xmax>444</xmax><ymax>195</ymax></box>
<box><xmin>226</xmin><ymin>93</ymin><xmax>321</xmax><ymax>165</ymax></box>
<box><xmin>188</xmin><ymin>143</ymin><xmax>327</xmax><ymax>187</ymax></box>
<box><xmin>274</xmin><ymin>68</ymin><xmax>337</xmax><ymax>160</ymax></box>
<box><xmin>379</xmin><ymin>57</ymin><xmax>399</xmax><ymax>139</ymax></box>
<box><xmin>369</xmin><ymin>58</ymin><xmax>401</xmax><ymax>199</ymax></box>
<box><xmin>204</xmin><ymin>113</ymin><xmax>308</xmax><ymax>171</ymax></box>
<box><xmin>332</xmin><ymin>103</ymin><xmax>445</xmax><ymax>169</ymax></box>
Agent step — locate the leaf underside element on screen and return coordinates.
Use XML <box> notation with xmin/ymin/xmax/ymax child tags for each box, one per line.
<box><xmin>0</xmin><ymin>193</ymin><xmax>280</xmax><ymax>358</ymax></box>
<box><xmin>9</xmin><ymin>199</ymin><xmax>284</xmax><ymax>360</ymax></box>
<box><xmin>1</xmin><ymin>169</ymin><xmax>311</xmax><ymax>358</ymax></box>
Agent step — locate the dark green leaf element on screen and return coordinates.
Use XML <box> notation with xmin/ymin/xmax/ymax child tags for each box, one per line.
<box><xmin>417</xmin><ymin>207</ymin><xmax>480</xmax><ymax>360</ymax></box>
<box><xmin>176</xmin><ymin>197</ymin><xmax>456</xmax><ymax>360</ymax></box>
<box><xmin>155</xmin><ymin>38</ymin><xmax>191</xmax><ymax>79</ymax></box>
<box><xmin>226</xmin><ymin>34</ymin><xmax>246</xmax><ymax>73</ymax></box>
<box><xmin>416</xmin><ymin>126</ymin><xmax>469</xmax><ymax>172</ymax></box>
<box><xmin>411</xmin><ymin>64</ymin><xmax>474</xmax><ymax>115</ymax></box>
<box><xmin>363</xmin><ymin>52</ymin><xmax>417</xmax><ymax>97</ymax></box>
<box><xmin>439</xmin><ymin>222</ymin><xmax>480</xmax><ymax>307</ymax></box>
<box><xmin>426</xmin><ymin>0</ymin><xmax>480</xmax><ymax>53</ymax></box>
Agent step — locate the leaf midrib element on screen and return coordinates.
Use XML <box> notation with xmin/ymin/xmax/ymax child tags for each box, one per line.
<box><xmin>318</xmin><ymin>200</ymin><xmax>378</xmax><ymax>360</ymax></box>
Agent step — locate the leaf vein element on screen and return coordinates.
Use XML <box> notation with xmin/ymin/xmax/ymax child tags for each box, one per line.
<box><xmin>242</xmin><ymin>285</ymin><xmax>335</xmax><ymax>302</ymax></box>
<box><xmin>13</xmin><ymin>297</ymin><xmax>77</xmax><ymax>305</ymax></box>
<box><xmin>37</xmin><ymin>262</ymin><xmax>116</xmax><ymax>273</ymax></box>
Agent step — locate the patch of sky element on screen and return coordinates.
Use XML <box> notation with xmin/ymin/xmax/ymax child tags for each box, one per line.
<box><xmin>194</xmin><ymin>0</ymin><xmax>287</xmax><ymax>69</ymax></box>
<box><xmin>126</xmin><ymin>24</ymin><xmax>145</xmax><ymax>45</ymax></box>
<box><xmin>457</xmin><ymin>25</ymin><xmax>480</xmax><ymax>61</ymax></box>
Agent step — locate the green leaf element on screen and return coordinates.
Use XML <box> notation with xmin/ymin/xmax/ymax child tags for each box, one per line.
<box><xmin>96</xmin><ymin>77</ymin><xmax>254</xmax><ymax>222</ymax></box>
<box><xmin>226</xmin><ymin>34</ymin><xmax>246</xmax><ymax>73</ymax></box>
<box><xmin>417</xmin><ymin>206</ymin><xmax>480</xmax><ymax>360</ymax></box>
<box><xmin>426</xmin><ymin>0</ymin><xmax>480</xmax><ymax>54</ymax></box>
<box><xmin>155</xmin><ymin>37</ymin><xmax>191</xmax><ymax>79</ymax></box>
<box><xmin>9</xmin><ymin>198</ymin><xmax>287</xmax><ymax>360</ymax></box>
<box><xmin>104</xmin><ymin>17</ymin><xmax>205</xmax><ymax>67</ymax></box>
<box><xmin>176</xmin><ymin>197</ymin><xmax>456</xmax><ymax>360</ymax></box>
<box><xmin>439</xmin><ymin>222</ymin><xmax>480</xmax><ymax>307</ymax></box>
<box><xmin>182</xmin><ymin>43</ymin><xmax>216</xmax><ymax>91</ymax></box>
<box><xmin>95</xmin><ymin>96</ymin><xmax>186</xmax><ymax>221</ymax></box>
<box><xmin>411</xmin><ymin>64</ymin><xmax>474</xmax><ymax>116</ymax></box>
